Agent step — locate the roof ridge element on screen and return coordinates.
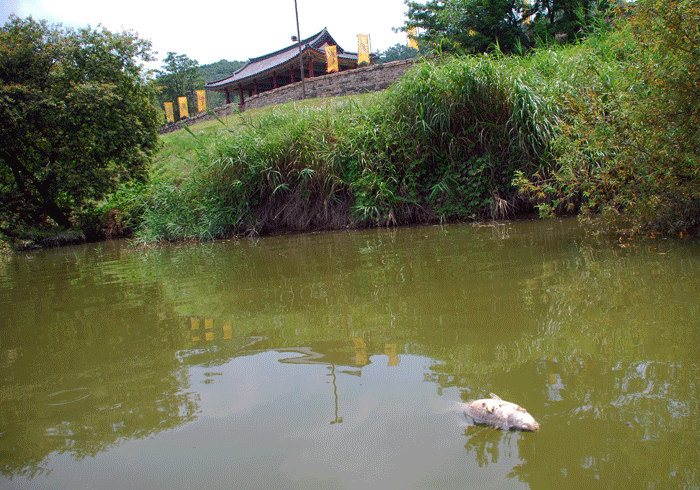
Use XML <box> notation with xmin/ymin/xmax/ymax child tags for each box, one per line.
<box><xmin>205</xmin><ymin>28</ymin><xmax>369</xmax><ymax>90</ymax></box>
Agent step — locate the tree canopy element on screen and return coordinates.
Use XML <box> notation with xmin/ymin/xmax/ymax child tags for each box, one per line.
<box><xmin>401</xmin><ymin>0</ymin><xmax>613</xmax><ymax>54</ymax></box>
<box><xmin>199</xmin><ymin>59</ymin><xmax>245</xmax><ymax>85</ymax></box>
<box><xmin>0</xmin><ymin>16</ymin><xmax>159</xmax><ymax>237</ymax></box>
<box><xmin>154</xmin><ymin>52</ymin><xmax>202</xmax><ymax>118</ymax></box>
<box><xmin>379</xmin><ymin>43</ymin><xmax>421</xmax><ymax>63</ymax></box>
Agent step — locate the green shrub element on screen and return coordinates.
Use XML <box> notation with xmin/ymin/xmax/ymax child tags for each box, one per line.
<box><xmin>516</xmin><ymin>0</ymin><xmax>700</xmax><ymax>236</ymax></box>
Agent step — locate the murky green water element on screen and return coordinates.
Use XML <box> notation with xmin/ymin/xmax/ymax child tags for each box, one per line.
<box><xmin>1</xmin><ymin>219</ymin><xmax>698</xmax><ymax>489</ymax></box>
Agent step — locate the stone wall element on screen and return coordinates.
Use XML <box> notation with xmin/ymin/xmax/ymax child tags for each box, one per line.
<box><xmin>158</xmin><ymin>59</ymin><xmax>415</xmax><ymax>134</ymax></box>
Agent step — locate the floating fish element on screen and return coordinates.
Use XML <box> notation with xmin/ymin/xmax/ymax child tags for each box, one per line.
<box><xmin>461</xmin><ymin>393</ymin><xmax>539</xmax><ymax>431</ymax></box>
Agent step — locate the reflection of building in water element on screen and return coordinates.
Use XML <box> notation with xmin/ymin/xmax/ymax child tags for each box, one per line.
<box><xmin>187</xmin><ymin>317</ymin><xmax>402</xmax><ymax>368</ymax></box>
<box><xmin>184</xmin><ymin>316</ymin><xmax>404</xmax><ymax>428</ymax></box>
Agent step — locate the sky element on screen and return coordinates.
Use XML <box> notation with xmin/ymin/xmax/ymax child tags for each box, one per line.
<box><xmin>2</xmin><ymin>0</ymin><xmax>411</xmax><ymax>69</ymax></box>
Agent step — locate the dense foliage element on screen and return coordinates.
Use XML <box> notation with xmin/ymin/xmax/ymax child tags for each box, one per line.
<box><xmin>379</xmin><ymin>43</ymin><xmax>421</xmax><ymax>63</ymax></box>
<box><xmin>0</xmin><ymin>16</ymin><xmax>159</xmax><ymax>241</ymax></box>
<box><xmin>199</xmin><ymin>59</ymin><xmax>246</xmax><ymax>84</ymax></box>
<box><xmin>401</xmin><ymin>0</ymin><xmax>613</xmax><ymax>54</ymax></box>
<box><xmin>516</xmin><ymin>0</ymin><xmax>700</xmax><ymax>236</ymax></box>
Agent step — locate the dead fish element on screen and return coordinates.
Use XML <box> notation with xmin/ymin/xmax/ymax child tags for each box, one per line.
<box><xmin>461</xmin><ymin>393</ymin><xmax>539</xmax><ymax>432</ymax></box>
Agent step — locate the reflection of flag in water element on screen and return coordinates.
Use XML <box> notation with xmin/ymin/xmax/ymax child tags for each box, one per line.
<box><xmin>223</xmin><ymin>321</ymin><xmax>232</xmax><ymax>340</ymax></box>
<box><xmin>352</xmin><ymin>337</ymin><xmax>367</xmax><ymax>365</ymax></box>
<box><xmin>204</xmin><ymin>318</ymin><xmax>213</xmax><ymax>341</ymax></box>
<box><xmin>357</xmin><ymin>34</ymin><xmax>370</xmax><ymax>65</ymax></box>
<box><xmin>196</xmin><ymin>90</ymin><xmax>206</xmax><ymax>113</ymax></box>
<box><xmin>190</xmin><ymin>317</ymin><xmax>200</xmax><ymax>342</ymax></box>
<box><xmin>178</xmin><ymin>96</ymin><xmax>189</xmax><ymax>119</ymax></box>
<box><xmin>385</xmin><ymin>343</ymin><xmax>400</xmax><ymax>367</ymax></box>
<box><xmin>325</xmin><ymin>45</ymin><xmax>338</xmax><ymax>73</ymax></box>
<box><xmin>407</xmin><ymin>27</ymin><xmax>419</xmax><ymax>50</ymax></box>
<box><xmin>164</xmin><ymin>102</ymin><xmax>174</xmax><ymax>123</ymax></box>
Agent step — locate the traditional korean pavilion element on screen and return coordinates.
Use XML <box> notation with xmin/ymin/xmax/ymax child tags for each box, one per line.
<box><xmin>205</xmin><ymin>28</ymin><xmax>375</xmax><ymax>107</ymax></box>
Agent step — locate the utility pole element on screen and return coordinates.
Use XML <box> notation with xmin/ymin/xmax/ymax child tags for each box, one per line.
<box><xmin>294</xmin><ymin>0</ymin><xmax>306</xmax><ymax>99</ymax></box>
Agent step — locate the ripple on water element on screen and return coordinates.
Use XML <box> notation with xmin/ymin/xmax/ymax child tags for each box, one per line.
<box><xmin>45</xmin><ymin>387</ymin><xmax>91</xmax><ymax>406</ymax></box>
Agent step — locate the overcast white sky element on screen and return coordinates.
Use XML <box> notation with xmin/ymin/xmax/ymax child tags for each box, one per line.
<box><xmin>2</xmin><ymin>0</ymin><xmax>411</xmax><ymax>69</ymax></box>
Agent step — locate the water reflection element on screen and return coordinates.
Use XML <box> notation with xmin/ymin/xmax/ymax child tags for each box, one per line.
<box><xmin>0</xmin><ymin>221</ymin><xmax>699</xmax><ymax>488</ymax></box>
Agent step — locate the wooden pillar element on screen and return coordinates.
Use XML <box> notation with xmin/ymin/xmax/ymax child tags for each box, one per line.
<box><xmin>239</xmin><ymin>85</ymin><xmax>244</xmax><ymax>108</ymax></box>
<box><xmin>308</xmin><ymin>57</ymin><xmax>314</xmax><ymax>78</ymax></box>
<box><xmin>289</xmin><ymin>65</ymin><xmax>295</xmax><ymax>83</ymax></box>
<box><xmin>273</xmin><ymin>72</ymin><xmax>278</xmax><ymax>89</ymax></box>
<box><xmin>254</xmin><ymin>79</ymin><xmax>259</xmax><ymax>95</ymax></box>
<box><xmin>224</xmin><ymin>88</ymin><xmax>231</xmax><ymax>105</ymax></box>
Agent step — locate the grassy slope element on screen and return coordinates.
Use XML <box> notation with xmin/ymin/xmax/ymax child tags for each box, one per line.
<box><xmin>153</xmin><ymin>95</ymin><xmax>378</xmax><ymax>185</ymax></box>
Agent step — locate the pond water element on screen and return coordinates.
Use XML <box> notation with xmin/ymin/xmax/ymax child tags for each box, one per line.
<box><xmin>1</xmin><ymin>219</ymin><xmax>698</xmax><ymax>489</ymax></box>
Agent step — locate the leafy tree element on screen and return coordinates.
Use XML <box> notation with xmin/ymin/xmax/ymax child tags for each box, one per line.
<box><xmin>403</xmin><ymin>0</ymin><xmax>531</xmax><ymax>54</ymax></box>
<box><xmin>379</xmin><ymin>43</ymin><xmax>421</xmax><ymax>63</ymax></box>
<box><xmin>0</xmin><ymin>16</ymin><xmax>158</xmax><ymax>236</ymax></box>
<box><xmin>529</xmin><ymin>0</ymin><xmax>613</xmax><ymax>45</ymax></box>
<box><xmin>155</xmin><ymin>52</ymin><xmax>202</xmax><ymax>117</ymax></box>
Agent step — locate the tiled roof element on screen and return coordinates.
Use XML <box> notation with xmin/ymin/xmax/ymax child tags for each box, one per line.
<box><xmin>206</xmin><ymin>28</ymin><xmax>360</xmax><ymax>89</ymax></box>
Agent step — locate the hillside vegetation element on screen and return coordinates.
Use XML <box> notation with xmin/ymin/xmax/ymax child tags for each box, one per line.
<box><xmin>110</xmin><ymin>0</ymin><xmax>698</xmax><ymax>243</ymax></box>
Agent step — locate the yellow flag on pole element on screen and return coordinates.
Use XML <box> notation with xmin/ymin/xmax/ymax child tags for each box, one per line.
<box><xmin>357</xmin><ymin>34</ymin><xmax>370</xmax><ymax>65</ymax></box>
<box><xmin>178</xmin><ymin>96</ymin><xmax>189</xmax><ymax>119</ymax></box>
<box><xmin>407</xmin><ymin>28</ymin><xmax>419</xmax><ymax>50</ymax></box>
<box><xmin>196</xmin><ymin>90</ymin><xmax>206</xmax><ymax>113</ymax></box>
<box><xmin>164</xmin><ymin>102</ymin><xmax>174</xmax><ymax>123</ymax></box>
<box><xmin>325</xmin><ymin>45</ymin><xmax>338</xmax><ymax>73</ymax></box>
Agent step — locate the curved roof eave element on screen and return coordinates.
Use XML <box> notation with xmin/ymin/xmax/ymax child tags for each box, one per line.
<box><xmin>205</xmin><ymin>28</ymin><xmax>363</xmax><ymax>89</ymax></box>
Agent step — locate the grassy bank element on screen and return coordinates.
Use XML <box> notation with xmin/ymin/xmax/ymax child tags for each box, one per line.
<box><xmin>130</xmin><ymin>56</ymin><xmax>563</xmax><ymax>242</ymax></box>
<box><xmin>113</xmin><ymin>2</ymin><xmax>699</xmax><ymax>243</ymax></box>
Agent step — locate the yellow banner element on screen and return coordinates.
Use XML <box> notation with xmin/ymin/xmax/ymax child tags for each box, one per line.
<box><xmin>196</xmin><ymin>90</ymin><xmax>206</xmax><ymax>113</ymax></box>
<box><xmin>164</xmin><ymin>102</ymin><xmax>174</xmax><ymax>123</ymax></box>
<box><xmin>407</xmin><ymin>28</ymin><xmax>419</xmax><ymax>50</ymax></box>
<box><xmin>357</xmin><ymin>34</ymin><xmax>370</xmax><ymax>65</ymax></box>
<box><xmin>325</xmin><ymin>45</ymin><xmax>338</xmax><ymax>73</ymax></box>
<box><xmin>178</xmin><ymin>96</ymin><xmax>189</xmax><ymax>119</ymax></box>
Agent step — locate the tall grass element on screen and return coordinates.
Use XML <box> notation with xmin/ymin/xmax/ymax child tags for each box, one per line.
<box><xmin>372</xmin><ymin>54</ymin><xmax>561</xmax><ymax>221</ymax></box>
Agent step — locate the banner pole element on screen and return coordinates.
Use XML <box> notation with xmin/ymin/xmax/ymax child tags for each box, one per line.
<box><xmin>294</xmin><ymin>0</ymin><xmax>306</xmax><ymax>99</ymax></box>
